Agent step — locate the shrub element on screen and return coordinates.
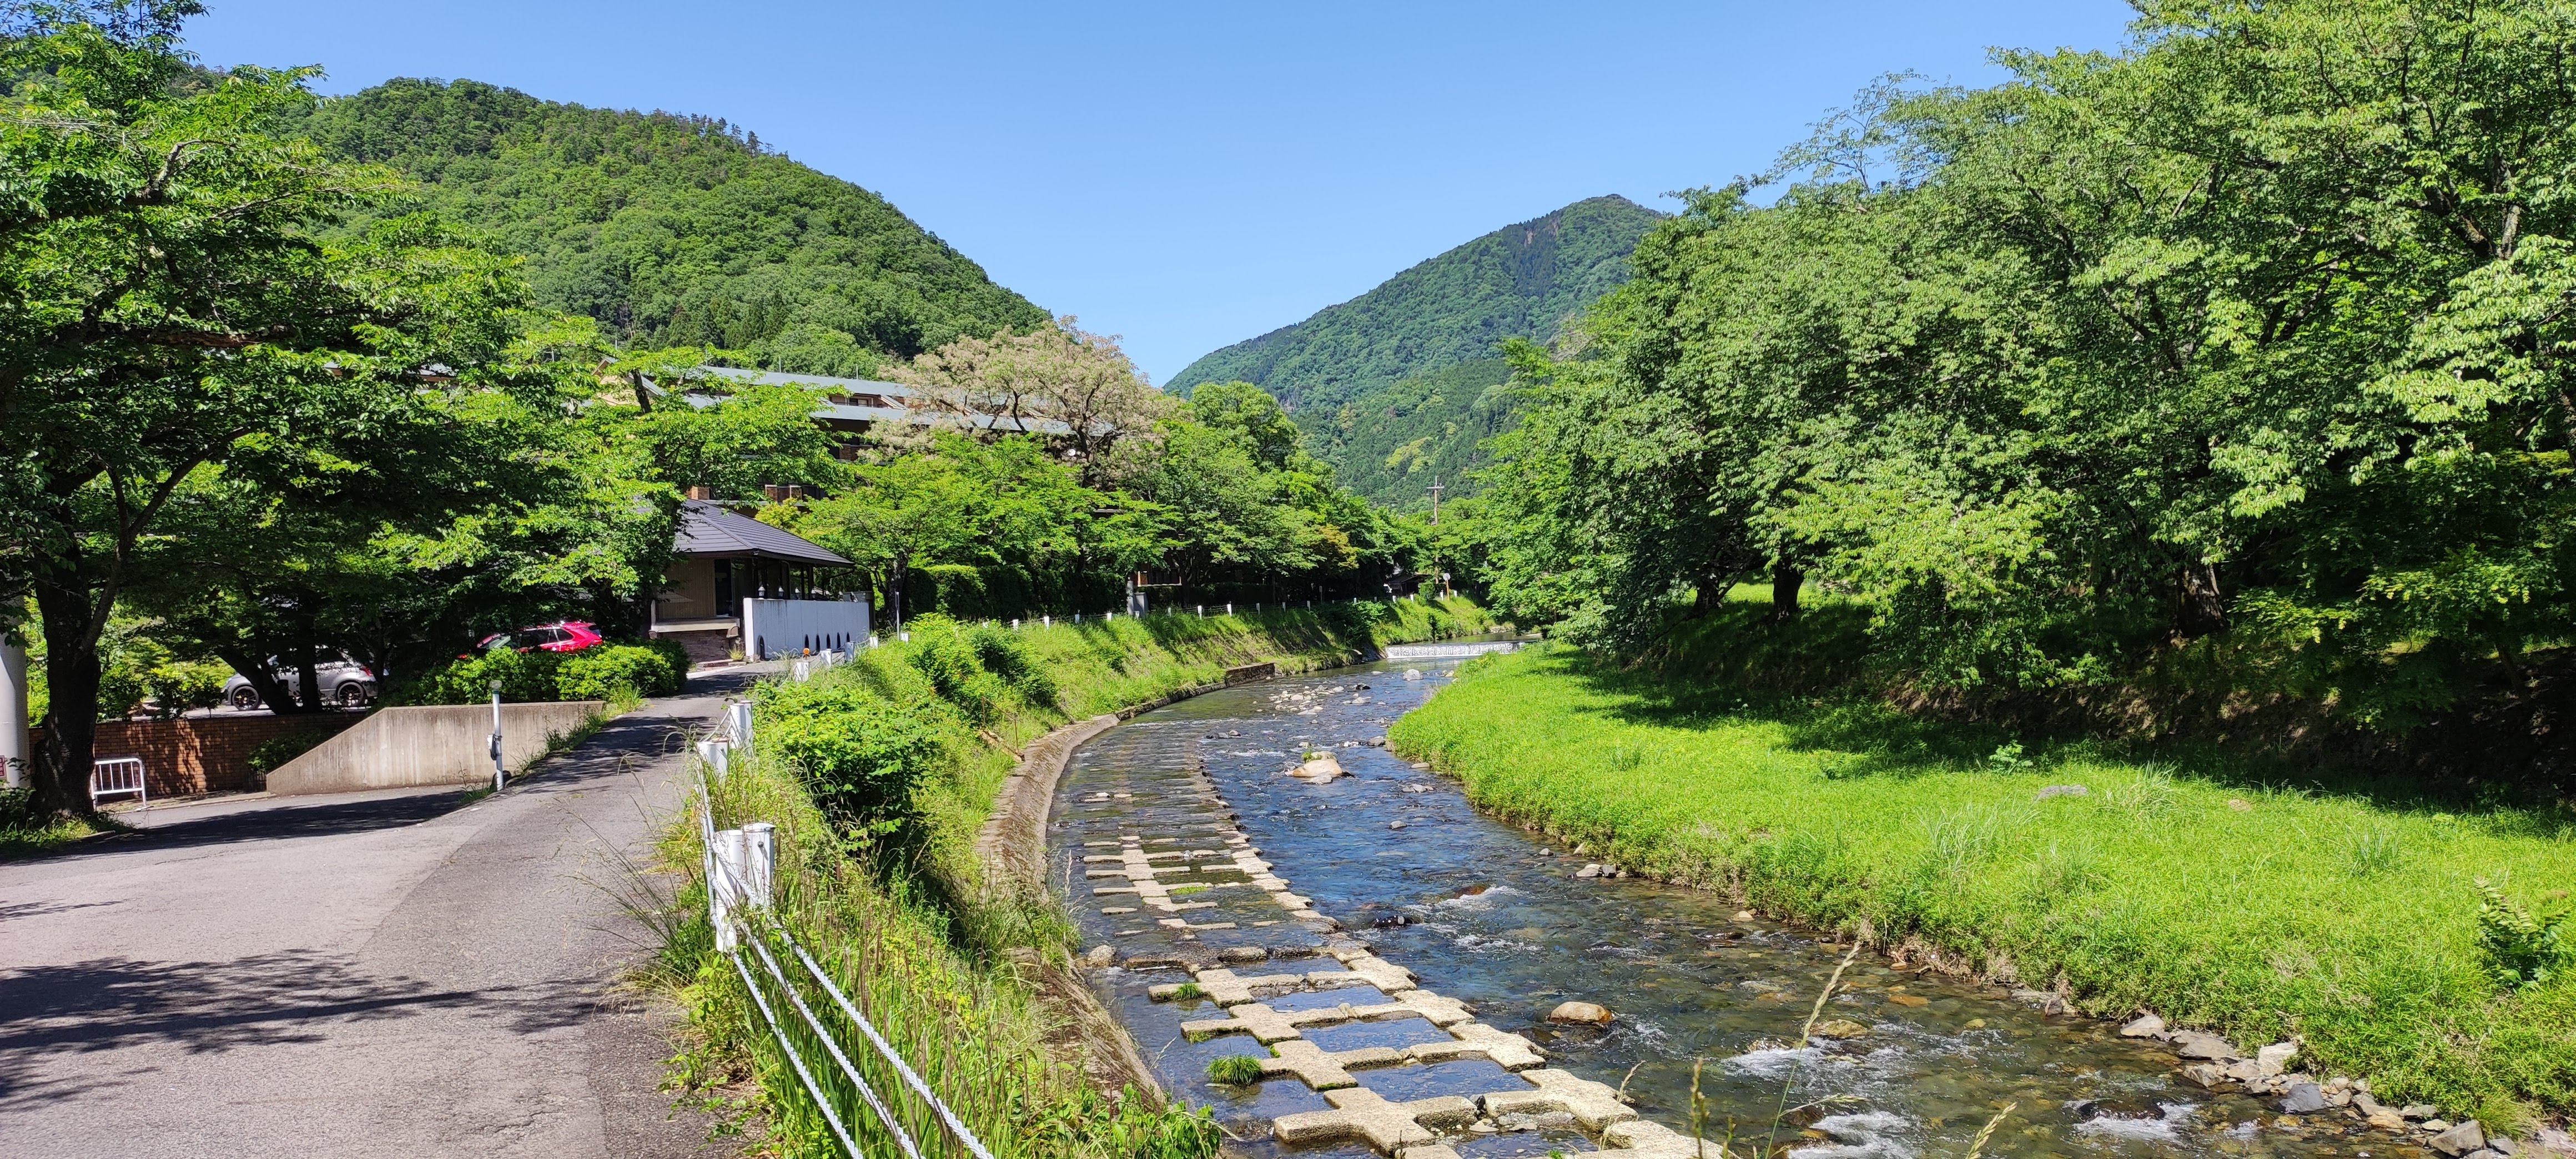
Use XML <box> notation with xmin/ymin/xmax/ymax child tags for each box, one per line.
<box><xmin>2477</xmin><ymin>877</ymin><xmax>2569</xmax><ymax>988</ymax></box>
<box><xmin>756</xmin><ymin>680</ymin><xmax>950</xmax><ymax>835</ymax></box>
<box><xmin>394</xmin><ymin>643</ymin><xmax>681</xmax><ymax>706</ymax></box>
<box><xmin>557</xmin><ymin>644</ymin><xmax>684</xmax><ymax>701</ymax></box>
<box><xmin>246</xmin><ymin>732</ymin><xmax>329</xmax><ymax>775</ymax></box>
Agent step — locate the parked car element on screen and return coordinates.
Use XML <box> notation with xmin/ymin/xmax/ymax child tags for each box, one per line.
<box><xmin>473</xmin><ymin>621</ymin><xmax>604</xmax><ymax>654</ymax></box>
<box><xmin>224</xmin><ymin>656</ymin><xmax>378</xmax><ymax>710</ymax></box>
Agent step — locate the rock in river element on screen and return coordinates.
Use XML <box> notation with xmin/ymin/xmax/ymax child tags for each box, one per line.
<box><xmin>1547</xmin><ymin>1001</ymin><xmax>1614</xmax><ymax>1025</ymax></box>
<box><xmin>1294</xmin><ymin>754</ymin><xmax>1345</xmax><ymax>782</ymax></box>
<box><xmin>2280</xmin><ymin>1083</ymin><xmax>2328</xmax><ymax>1114</ymax></box>
<box><xmin>2429</xmin><ymin>1122</ymin><xmax>2488</xmax><ymax>1157</ymax></box>
<box><xmin>1812</xmin><ymin>1019</ymin><xmax>1871</xmax><ymax>1039</ymax></box>
<box><xmin>2118</xmin><ymin>1012</ymin><xmax>2166</xmax><ymax>1038</ymax></box>
<box><xmin>2171</xmin><ymin>1030</ymin><xmax>2242</xmax><ymax>1060</ymax></box>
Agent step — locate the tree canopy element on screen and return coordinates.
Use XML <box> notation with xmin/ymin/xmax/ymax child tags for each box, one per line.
<box><xmin>1483</xmin><ymin>0</ymin><xmax>2576</xmax><ymax>731</ymax></box>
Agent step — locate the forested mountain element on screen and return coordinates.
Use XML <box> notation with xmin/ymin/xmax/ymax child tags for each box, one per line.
<box><xmin>1170</xmin><ymin>195</ymin><xmax>1662</xmax><ymax>508</ymax></box>
<box><xmin>293</xmin><ymin>78</ymin><xmax>1049</xmax><ymax>376</ymax></box>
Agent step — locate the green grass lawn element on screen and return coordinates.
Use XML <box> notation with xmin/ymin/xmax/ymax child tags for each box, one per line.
<box><xmin>1390</xmin><ymin>643</ymin><xmax>2576</xmax><ymax>1129</ymax></box>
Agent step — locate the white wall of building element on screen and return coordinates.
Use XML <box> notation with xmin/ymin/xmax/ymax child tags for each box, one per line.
<box><xmin>741</xmin><ymin>597</ymin><xmax>872</xmax><ymax>661</ymax></box>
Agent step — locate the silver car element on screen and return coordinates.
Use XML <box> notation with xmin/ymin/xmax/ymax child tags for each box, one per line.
<box><xmin>224</xmin><ymin>657</ymin><xmax>377</xmax><ymax>710</ymax></box>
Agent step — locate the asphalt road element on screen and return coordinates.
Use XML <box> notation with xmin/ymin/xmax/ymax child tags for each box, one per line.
<box><xmin>0</xmin><ymin>672</ymin><xmax>763</xmax><ymax>1158</ymax></box>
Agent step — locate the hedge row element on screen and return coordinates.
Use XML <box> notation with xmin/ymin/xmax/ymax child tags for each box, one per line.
<box><xmin>390</xmin><ymin>641</ymin><xmax>689</xmax><ymax>706</ymax></box>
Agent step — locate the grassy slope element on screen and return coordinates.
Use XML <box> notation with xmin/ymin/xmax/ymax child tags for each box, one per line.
<box><xmin>666</xmin><ymin>599</ymin><xmax>1493</xmax><ymax>1156</ymax></box>
<box><xmin>1390</xmin><ymin>638</ymin><xmax>2576</xmax><ymax>1128</ymax></box>
<box><xmin>908</xmin><ymin>599</ymin><xmax>1496</xmax><ymax>896</ymax></box>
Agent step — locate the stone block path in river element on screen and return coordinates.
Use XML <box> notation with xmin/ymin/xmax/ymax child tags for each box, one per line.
<box><xmin>1053</xmin><ymin>652</ymin><xmax>2432</xmax><ymax>1159</ymax></box>
<box><xmin>1053</xmin><ymin>664</ymin><xmax>1683</xmax><ymax>1159</ymax></box>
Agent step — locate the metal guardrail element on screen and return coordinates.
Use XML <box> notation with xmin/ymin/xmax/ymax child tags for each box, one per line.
<box><xmin>696</xmin><ymin>707</ymin><xmax>995</xmax><ymax>1159</ymax></box>
<box><xmin>89</xmin><ymin>757</ymin><xmax>147</xmax><ymax>805</ymax></box>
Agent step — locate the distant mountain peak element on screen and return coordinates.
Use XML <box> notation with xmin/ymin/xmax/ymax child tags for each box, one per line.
<box><xmin>1170</xmin><ymin>194</ymin><xmax>1663</xmax><ymax>507</ymax></box>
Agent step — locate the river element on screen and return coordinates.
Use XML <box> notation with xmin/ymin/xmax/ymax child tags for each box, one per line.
<box><xmin>1051</xmin><ymin>651</ymin><xmax>2412</xmax><ymax>1159</ymax></box>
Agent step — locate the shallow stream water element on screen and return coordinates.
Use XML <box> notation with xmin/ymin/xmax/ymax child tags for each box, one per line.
<box><xmin>1050</xmin><ymin>654</ymin><xmax>2426</xmax><ymax>1159</ymax></box>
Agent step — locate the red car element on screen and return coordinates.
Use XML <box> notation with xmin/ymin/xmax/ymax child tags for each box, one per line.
<box><xmin>474</xmin><ymin>621</ymin><xmax>604</xmax><ymax>654</ymax></box>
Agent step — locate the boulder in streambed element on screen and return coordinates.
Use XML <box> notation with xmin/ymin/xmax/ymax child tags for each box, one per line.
<box><xmin>2118</xmin><ymin>1012</ymin><xmax>2166</xmax><ymax>1038</ymax></box>
<box><xmin>1575</xmin><ymin>864</ymin><xmax>1604</xmax><ymax>879</ymax></box>
<box><xmin>2429</xmin><ymin>1121</ymin><xmax>2488</xmax><ymax>1157</ymax></box>
<box><xmin>2171</xmin><ymin>1030</ymin><xmax>2242</xmax><ymax>1060</ymax></box>
<box><xmin>1812</xmin><ymin>1019</ymin><xmax>1871</xmax><ymax>1039</ymax></box>
<box><xmin>1547</xmin><ymin>1001</ymin><xmax>1614</xmax><ymax>1025</ymax></box>
<box><xmin>1294</xmin><ymin>754</ymin><xmax>1345</xmax><ymax>782</ymax></box>
<box><xmin>2281</xmin><ymin>1083</ymin><xmax>2328</xmax><ymax>1114</ymax></box>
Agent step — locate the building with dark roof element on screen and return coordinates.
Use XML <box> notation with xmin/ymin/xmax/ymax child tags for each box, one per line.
<box><xmin>651</xmin><ymin>500</ymin><xmax>870</xmax><ymax>664</ymax></box>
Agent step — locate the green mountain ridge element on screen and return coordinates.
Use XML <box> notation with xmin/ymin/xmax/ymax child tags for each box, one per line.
<box><xmin>294</xmin><ymin>78</ymin><xmax>1049</xmax><ymax>376</ymax></box>
<box><xmin>1169</xmin><ymin>195</ymin><xmax>1662</xmax><ymax>507</ymax></box>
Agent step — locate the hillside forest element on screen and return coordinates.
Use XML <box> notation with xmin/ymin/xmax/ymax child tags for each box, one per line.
<box><xmin>0</xmin><ymin>8</ymin><xmax>1444</xmax><ymax>817</ymax></box>
<box><xmin>1171</xmin><ymin>195</ymin><xmax>1661</xmax><ymax>508</ymax></box>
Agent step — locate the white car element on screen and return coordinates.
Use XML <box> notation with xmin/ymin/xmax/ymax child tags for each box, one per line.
<box><xmin>224</xmin><ymin>657</ymin><xmax>378</xmax><ymax>710</ymax></box>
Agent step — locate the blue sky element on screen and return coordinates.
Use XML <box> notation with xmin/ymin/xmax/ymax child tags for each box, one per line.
<box><xmin>183</xmin><ymin>1</ymin><xmax>2135</xmax><ymax>385</ymax></box>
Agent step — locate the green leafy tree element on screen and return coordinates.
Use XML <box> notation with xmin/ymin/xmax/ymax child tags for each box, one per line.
<box><xmin>0</xmin><ymin>6</ymin><xmax>568</xmax><ymax>812</ymax></box>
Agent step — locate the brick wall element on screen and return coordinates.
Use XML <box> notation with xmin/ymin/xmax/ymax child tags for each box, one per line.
<box><xmin>36</xmin><ymin>713</ymin><xmax>364</xmax><ymax>798</ymax></box>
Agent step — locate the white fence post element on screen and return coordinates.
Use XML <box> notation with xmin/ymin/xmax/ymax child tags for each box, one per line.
<box><xmin>696</xmin><ymin>739</ymin><xmax>732</xmax><ymax>779</ymax></box>
<box><xmin>742</xmin><ymin>822</ymin><xmax>774</xmax><ymax>910</ymax></box>
<box><xmin>727</xmin><ymin>701</ymin><xmax>755</xmax><ymax>747</ymax></box>
<box><xmin>712</xmin><ymin>826</ymin><xmax>747</xmax><ymax>951</ymax></box>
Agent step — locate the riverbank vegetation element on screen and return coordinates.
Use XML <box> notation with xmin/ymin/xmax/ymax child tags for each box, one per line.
<box><xmin>1426</xmin><ymin>2</ymin><xmax>2576</xmax><ymax>1126</ymax></box>
<box><xmin>659</xmin><ymin>598</ymin><xmax>1489</xmax><ymax>1153</ymax></box>
<box><xmin>1471</xmin><ymin>0</ymin><xmax>2576</xmax><ymax>797</ymax></box>
<box><xmin>1393</xmin><ymin>617</ymin><xmax>2576</xmax><ymax>1129</ymax></box>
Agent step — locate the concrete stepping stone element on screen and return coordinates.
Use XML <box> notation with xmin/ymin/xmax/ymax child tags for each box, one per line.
<box><xmin>1181</xmin><ymin>1002</ymin><xmax>1303</xmax><ymax>1043</ymax></box>
<box><xmin>1272</xmin><ymin>1087</ymin><xmax>1477</xmax><ymax>1151</ymax></box>
<box><xmin>1562</xmin><ymin>1119</ymin><xmax>1703</xmax><ymax>1158</ymax></box>
<box><xmin>1377</xmin><ymin>990</ymin><xmax>1471</xmax><ymax>1025</ymax></box>
<box><xmin>1148</xmin><ymin>968</ymin><xmax>1304</xmax><ymax>1005</ymax></box>
<box><xmin>1339</xmin><ymin>954</ymin><xmax>1419</xmax><ymax>992</ymax></box>
<box><xmin>1480</xmin><ymin>1069</ymin><xmax>1636</xmax><ymax>1130</ymax></box>
<box><xmin>1416</xmin><ymin>1022</ymin><xmax>1546</xmax><ymax>1070</ymax></box>
<box><xmin>1259</xmin><ymin>1039</ymin><xmax>1403</xmax><ymax>1089</ymax></box>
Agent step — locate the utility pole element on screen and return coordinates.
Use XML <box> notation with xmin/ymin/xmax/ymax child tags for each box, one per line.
<box><xmin>1428</xmin><ymin>475</ymin><xmax>1445</xmax><ymax>525</ymax></box>
<box><xmin>1</xmin><ymin>631</ymin><xmax>29</xmax><ymax>789</ymax></box>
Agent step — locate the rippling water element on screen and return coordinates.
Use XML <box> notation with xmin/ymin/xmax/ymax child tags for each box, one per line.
<box><xmin>1051</xmin><ymin>656</ymin><xmax>2413</xmax><ymax>1159</ymax></box>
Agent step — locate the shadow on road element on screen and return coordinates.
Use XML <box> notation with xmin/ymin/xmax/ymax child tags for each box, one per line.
<box><xmin>71</xmin><ymin>791</ymin><xmax>474</xmax><ymax>859</ymax></box>
<box><xmin>0</xmin><ymin>948</ymin><xmax>610</xmax><ymax>1110</ymax></box>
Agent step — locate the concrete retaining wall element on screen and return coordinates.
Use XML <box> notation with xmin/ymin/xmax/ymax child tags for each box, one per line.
<box><xmin>267</xmin><ymin>701</ymin><xmax>606</xmax><ymax>796</ymax></box>
<box><xmin>34</xmin><ymin>713</ymin><xmax>363</xmax><ymax>798</ymax></box>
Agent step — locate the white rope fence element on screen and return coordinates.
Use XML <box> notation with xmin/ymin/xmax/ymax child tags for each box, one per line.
<box><xmin>696</xmin><ymin>707</ymin><xmax>996</xmax><ymax>1159</ymax></box>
